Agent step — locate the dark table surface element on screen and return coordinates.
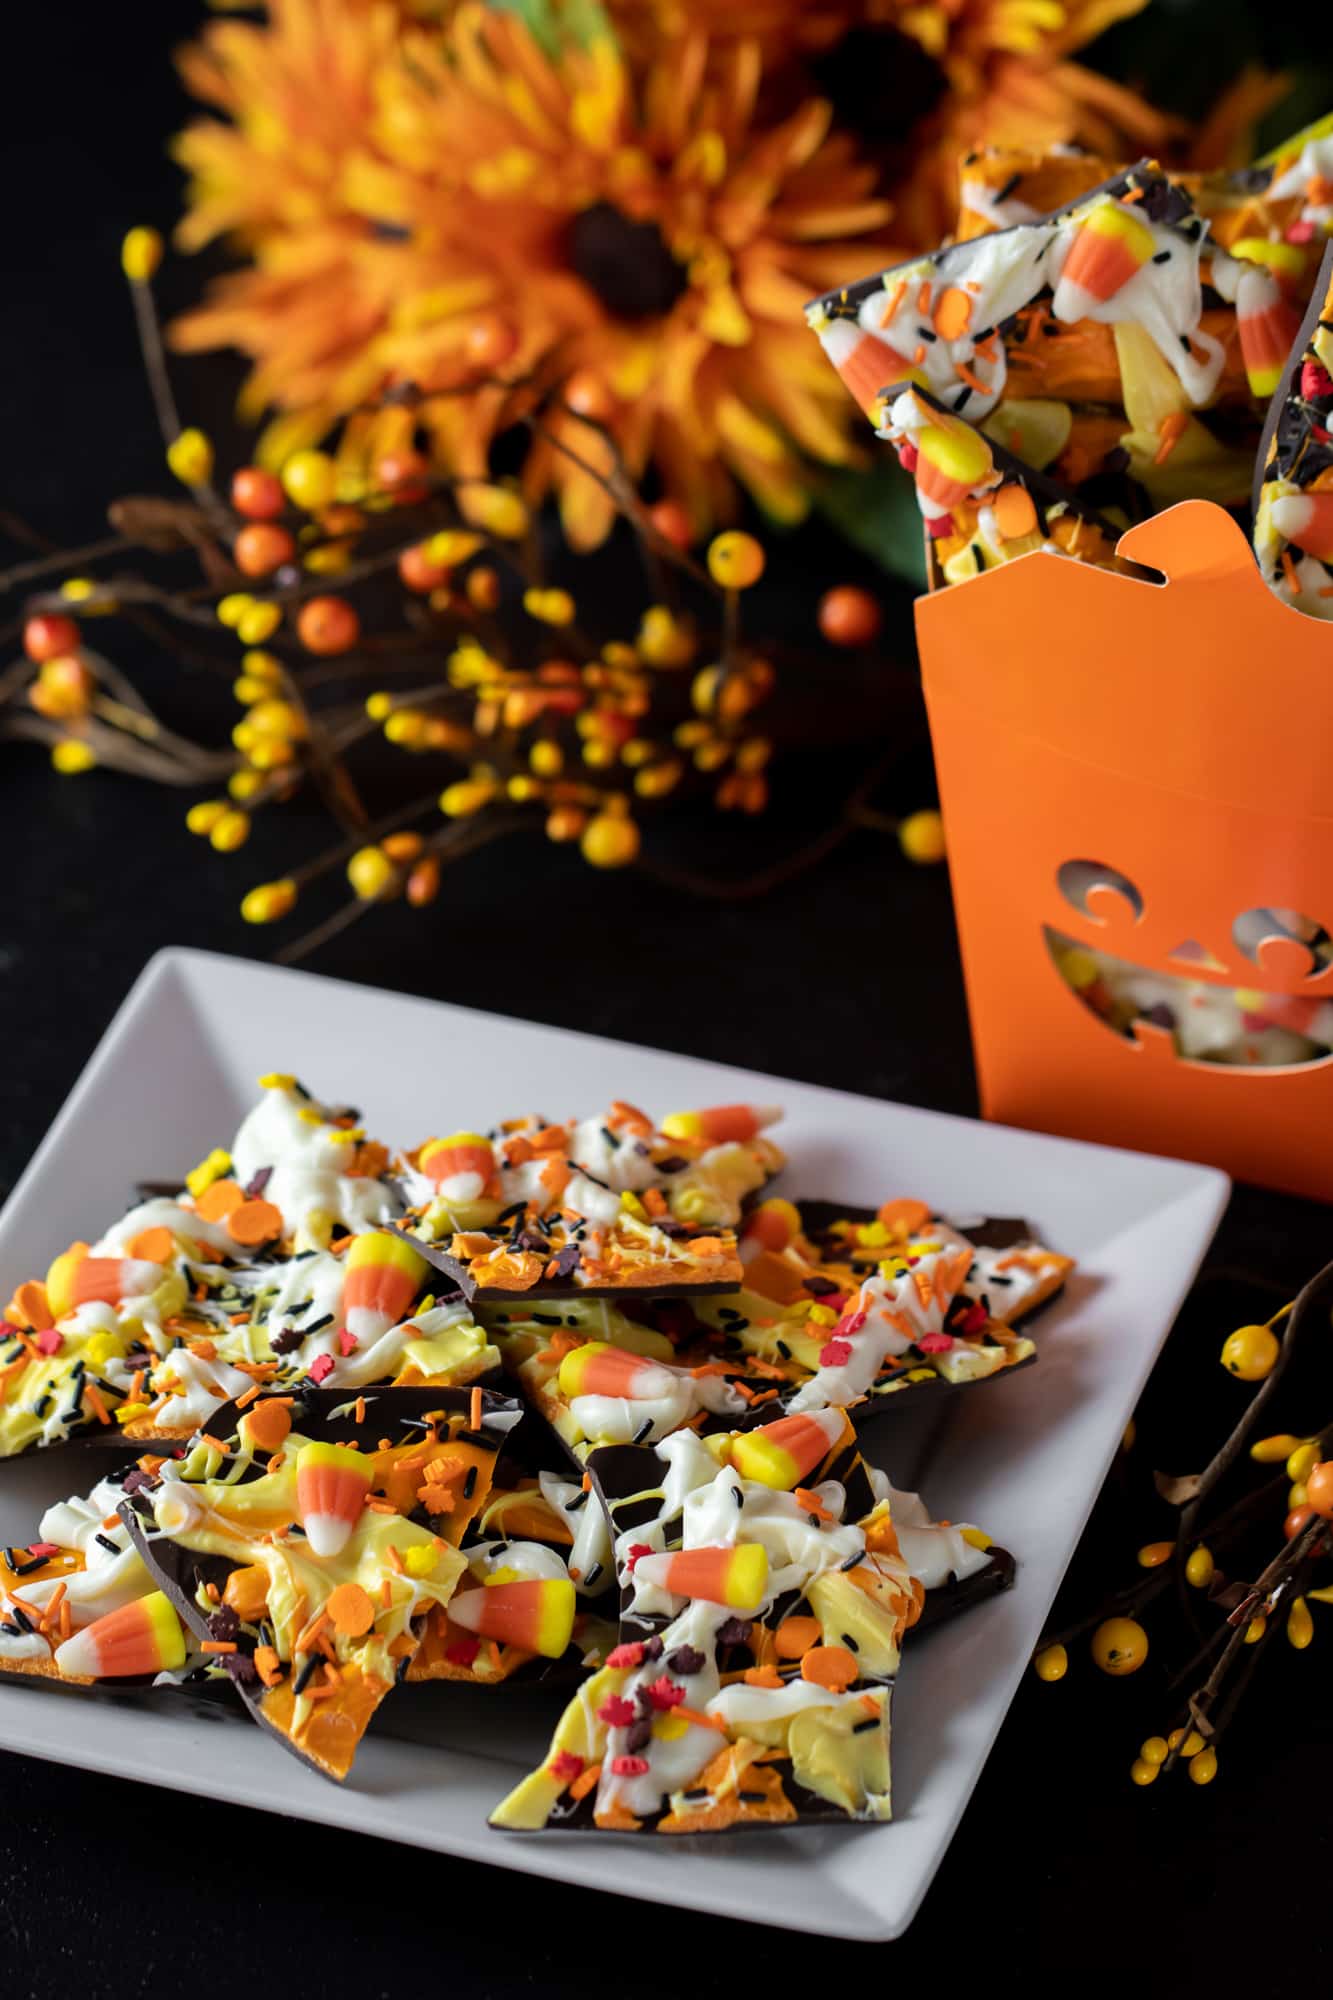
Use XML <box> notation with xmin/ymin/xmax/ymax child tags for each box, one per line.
<box><xmin>6</xmin><ymin>4</ymin><xmax>1332</xmax><ymax>1990</ymax></box>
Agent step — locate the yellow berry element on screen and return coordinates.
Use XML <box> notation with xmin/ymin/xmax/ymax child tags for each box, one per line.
<box><xmin>209</xmin><ymin>809</ymin><xmax>251</xmax><ymax>853</ymax></box>
<box><xmin>1288</xmin><ymin>1596</ymin><xmax>1314</xmax><ymax>1650</ymax></box>
<box><xmin>426</xmin><ymin>531</ymin><xmax>482</xmax><ymax>567</ymax></box>
<box><xmin>440</xmin><ymin>779</ymin><xmax>494</xmax><ymax>818</ymax></box>
<box><xmin>1245</xmin><ymin>1613</ymin><xmax>1266</xmax><ymax>1644</ymax></box>
<box><xmin>1220</xmin><ymin>1323</ymin><xmax>1280</xmax><ymax>1381</ymax></box>
<box><xmin>1188</xmin><ymin>1746</ymin><xmax>1217</xmax><ymax>1785</ymax></box>
<box><xmin>1091</xmin><ymin>1617</ymin><xmax>1148</xmax><ymax>1676</ymax></box>
<box><xmin>242</xmin><ymin>649</ymin><xmax>284</xmax><ymax>684</ymax></box>
<box><xmin>463</xmin><ymin>485</ymin><xmax>528</xmax><ymax>539</ymax></box>
<box><xmin>167</xmin><ymin>428</ymin><xmax>214</xmax><ymax>487</ymax></box>
<box><xmin>121</xmin><ymin>226</ymin><xmax>164</xmax><ymax>283</ymax></box>
<box><xmin>236</xmin><ymin>602</ymin><xmax>283</xmax><ymax>646</ymax></box>
<box><xmin>1032</xmin><ymin>1643</ymin><xmax>1067</xmax><ymax>1682</ymax></box>
<box><xmin>346</xmin><ymin>845</ymin><xmax>398</xmax><ymax>900</ymax></box>
<box><xmin>1130</xmin><ymin>1757</ymin><xmax>1158</xmax><ymax>1787</ymax></box>
<box><xmin>1290</xmin><ymin>1482</ymin><xmax>1309</xmax><ymax>1511</ymax></box>
<box><xmin>1185</xmin><ymin>1546</ymin><xmax>1214</xmax><ymax>1589</ymax></box>
<box><xmin>240</xmin><ymin>878</ymin><xmax>297</xmax><ymax>925</ymax></box>
<box><xmin>248</xmin><ymin>698</ymin><xmax>304</xmax><ymax>740</ymax></box>
<box><xmin>1140</xmin><ymin>1736</ymin><xmax>1168</xmax><ymax>1766</ymax></box>
<box><xmin>529</xmin><ymin>740</ymin><xmax>563</xmax><ymax>777</ymax></box>
<box><xmin>1137</xmin><ymin>1542</ymin><xmax>1173</xmax><ymax>1569</ymax></box>
<box><xmin>384</xmin><ymin>710</ymin><xmax>428</xmax><ymax>749</ymax></box>
<box><xmin>581</xmin><ymin>811</ymin><xmax>641</xmax><ymax>869</ymax></box>
<box><xmin>186</xmin><ymin>799</ymin><xmax>228</xmax><ymax>836</ymax></box>
<box><xmin>507</xmin><ymin>774</ymin><xmax>541</xmax><ymax>802</ymax></box>
<box><xmin>1250</xmin><ymin>1433</ymin><xmax>1303</xmax><ymax>1464</ymax></box>
<box><xmin>217</xmin><ymin>594</ymin><xmax>254</xmax><ymax>630</ymax></box>
<box><xmin>1288</xmin><ymin>1442</ymin><xmax>1319</xmax><ymax>1484</ymax></box>
<box><xmin>1061</xmin><ymin>947</ymin><xmax>1101</xmax><ymax>990</ymax></box>
<box><xmin>281</xmin><ymin>450</ymin><xmax>339</xmax><ymax>513</ymax></box>
<box><xmin>248</xmin><ymin>738</ymin><xmax>295</xmax><ymax>772</ymax></box>
<box><xmin>523</xmin><ymin>588</ymin><xmax>575</xmax><ymax>627</ymax></box>
<box><xmin>707</xmin><ymin>531</ymin><xmax>765</xmax><ymax>590</ymax></box>
<box><xmin>229</xmin><ymin>769</ymin><xmax>265</xmax><ymax>801</ymax></box>
<box><xmin>899</xmin><ymin>809</ymin><xmax>946</xmax><ymax>865</ymax></box>
<box><xmin>365</xmin><ymin>692</ymin><xmax>394</xmax><ymax>722</ymax></box>
<box><xmin>51</xmin><ymin>739</ymin><xmax>96</xmax><ymax>775</ymax></box>
<box><xmin>634</xmin><ymin>759</ymin><xmax>683</xmax><ymax>799</ymax></box>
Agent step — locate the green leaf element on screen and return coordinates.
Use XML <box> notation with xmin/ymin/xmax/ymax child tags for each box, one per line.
<box><xmin>486</xmin><ymin>0</ymin><xmax>614</xmax><ymax>57</ymax></box>
<box><xmin>814</xmin><ymin>462</ymin><xmax>926</xmax><ymax>588</ymax></box>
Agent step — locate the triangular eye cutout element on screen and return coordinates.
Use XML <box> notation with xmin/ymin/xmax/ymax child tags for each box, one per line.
<box><xmin>1165</xmin><ymin>939</ymin><xmax>1226</xmax><ymax>971</ymax></box>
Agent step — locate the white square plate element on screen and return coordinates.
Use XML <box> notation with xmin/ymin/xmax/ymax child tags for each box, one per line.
<box><xmin>0</xmin><ymin>948</ymin><xmax>1227</xmax><ymax>1939</ymax></box>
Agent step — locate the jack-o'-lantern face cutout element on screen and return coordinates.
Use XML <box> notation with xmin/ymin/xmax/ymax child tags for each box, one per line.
<box><xmin>1044</xmin><ymin>861</ymin><xmax>1333</xmax><ymax>1070</ymax></box>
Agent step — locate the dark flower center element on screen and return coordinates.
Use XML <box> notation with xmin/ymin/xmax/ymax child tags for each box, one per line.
<box><xmin>568</xmin><ymin>202</ymin><xmax>690</xmax><ymax>321</ymax></box>
<box><xmin>813</xmin><ymin>27</ymin><xmax>947</xmax><ymax>148</ymax></box>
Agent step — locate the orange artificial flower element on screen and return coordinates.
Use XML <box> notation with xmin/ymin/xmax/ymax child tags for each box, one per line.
<box><xmin>171</xmin><ymin>0</ymin><xmax>896</xmax><ymax>546</ymax></box>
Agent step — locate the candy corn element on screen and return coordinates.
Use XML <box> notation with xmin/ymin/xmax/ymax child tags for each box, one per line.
<box><xmin>912</xmin><ymin>414</ymin><xmax>996</xmax><ymax>517</ymax></box>
<box><xmin>417</xmin><ymin>1133</ymin><xmax>495</xmax><ymax>1202</ymax></box>
<box><xmin>448</xmin><ymin>1577</ymin><xmax>576</xmax><ymax>1658</ymax></box>
<box><xmin>1235</xmin><ymin>267</ymin><xmax>1301</xmax><ymax>398</ymax></box>
<box><xmin>817</xmin><ymin>316</ymin><xmax>917</xmax><ymax>419</ymax></box>
<box><xmin>1053</xmin><ymin>200</ymin><xmax>1155</xmax><ymax>318</ymax></box>
<box><xmin>1270</xmin><ymin>492</ymin><xmax>1333</xmax><ymax>564</ymax></box>
<box><xmin>740</xmin><ymin>1198</ymin><xmax>802</xmax><ymax>1259</ymax></box>
<box><xmin>54</xmin><ymin>1589</ymin><xmax>186</xmax><ymax>1679</ymax></box>
<box><xmin>730</xmin><ymin>1409</ymin><xmax>847</xmax><ymax>1490</ymax></box>
<box><xmin>632</xmin><ymin>1543</ymin><xmax>769</xmax><ymax>1611</ymax></box>
<box><xmin>342</xmin><ymin>1231</ymin><xmax>429</xmax><ymax>1346</ymax></box>
<box><xmin>660</xmin><ymin>1105</ymin><xmax>781</xmax><ymax>1145</ymax></box>
<box><xmin>557</xmin><ymin>1340</ymin><xmax>676</xmax><ymax>1404</ymax></box>
<box><xmin>45</xmin><ymin>1246</ymin><xmax>167</xmax><ymax>1321</ymax></box>
<box><xmin>296</xmin><ymin>1439</ymin><xmax>373</xmax><ymax>1557</ymax></box>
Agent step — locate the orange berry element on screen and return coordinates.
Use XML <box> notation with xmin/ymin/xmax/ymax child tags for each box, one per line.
<box><xmin>1286</xmin><ymin>1504</ymin><xmax>1319</xmax><ymax>1540</ymax></box>
<box><xmin>818</xmin><ymin>585</ymin><xmax>882</xmax><ymax>648</ymax></box>
<box><xmin>24</xmin><ymin>614</ymin><xmax>80</xmax><ymax>663</ymax></box>
<box><xmin>707</xmin><ymin>532</ymin><xmax>765</xmax><ymax>590</ymax></box>
<box><xmin>1306</xmin><ymin>1461</ymin><xmax>1333</xmax><ymax>1520</ymax></box>
<box><xmin>647</xmin><ymin>499</ymin><xmax>694</xmax><ymax>550</ymax></box>
<box><xmin>406</xmin><ymin>854</ymin><xmax>441</xmax><ymax>906</ymax></box>
<box><xmin>466</xmin><ymin>567</ymin><xmax>501</xmax><ymax>612</ymax></box>
<box><xmin>399</xmin><ymin>543</ymin><xmax>450</xmax><ymax>593</ymax></box>
<box><xmin>234</xmin><ymin>523</ymin><xmax>296</xmax><ymax>578</ymax></box>
<box><xmin>562</xmin><ymin>370</ymin><xmax>613</xmax><ymax>421</ymax></box>
<box><xmin>296</xmin><ymin>596</ymin><xmax>360</xmax><ymax>655</ymax></box>
<box><xmin>464</xmin><ymin>315</ymin><xmax>517</xmax><ymax>372</ymax></box>
<box><xmin>230</xmin><ymin>467</ymin><xmax>285</xmax><ymax>521</ymax></box>
<box><xmin>373</xmin><ymin>449</ymin><xmax>430</xmax><ymax>500</ymax></box>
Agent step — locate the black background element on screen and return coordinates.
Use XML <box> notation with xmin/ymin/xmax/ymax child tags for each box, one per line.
<box><xmin>4</xmin><ymin>3</ymin><xmax>1332</xmax><ymax>1990</ymax></box>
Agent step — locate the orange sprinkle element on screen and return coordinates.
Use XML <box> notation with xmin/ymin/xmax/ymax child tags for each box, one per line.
<box><xmin>387</xmin><ymin>1544</ymin><xmax>405</xmax><ymax>1574</ymax></box>
<box><xmin>101</xmin><ymin>1514</ymin><xmax>121</xmax><ymax>1531</ymax></box>
<box><xmin>188</xmin><ymin>1337</ymin><xmax>218</xmax><ymax>1359</ymax></box>
<box><xmin>470</xmin><ymin>1386</ymin><xmax>483</xmax><ymax>1431</ymax></box>
<box><xmin>366</xmin><ymin>1498</ymin><xmax>399</xmax><ymax>1514</ymax></box>
<box><xmin>128</xmin><ymin>1225</ymin><xmax>175</xmax><ymax>1265</ymax></box>
<box><xmin>879</xmin><ymin>278</ymin><xmax>907</xmax><ymax>328</ymax></box>
<box><xmin>84</xmin><ymin>1385</ymin><xmax>111</xmax><ymax>1426</ymax></box>
<box><xmin>794</xmin><ymin>1487</ymin><xmax>834</xmax><ymax>1520</ymax></box>
<box><xmin>912</xmin><ymin>344</ymin><xmax>926</xmax><ymax>365</ymax></box>
<box><xmin>1153</xmin><ymin>411</ymin><xmax>1189</xmax><ymax>466</ymax></box>
<box><xmin>227</xmin><ymin>1199</ymin><xmax>284</xmax><ymax>1249</ymax></box>
<box><xmin>327</xmin><ymin>1581</ymin><xmax>376</xmax><ymax>1636</ymax></box>
<box><xmin>933</xmin><ymin>286</ymin><xmax>972</xmax><ymax>341</ymax></box>
<box><xmin>916</xmin><ymin>281</ymin><xmax>931</xmax><ymax>314</ymax></box>
<box><xmin>235</xmin><ymin>1382</ymin><xmax>262</xmax><ymax>1409</ymax></box>
<box><xmin>200</xmin><ymin>1434</ymin><xmax>230</xmax><ymax>1456</ymax></box>
<box><xmin>354</xmin><ymin>1397</ymin><xmax>366</xmax><ymax>1426</ymax></box>
<box><xmin>128</xmin><ymin>1372</ymin><xmax>144</xmax><ymax>1404</ymax></box>
<box><xmin>569</xmin><ymin>1761</ymin><xmax>602</xmax><ymax>1801</ymax></box>
<box><xmin>253</xmin><ymin>1644</ymin><xmax>283</xmax><ymax>1687</ymax></box>
<box><xmin>295</xmin><ymin>1609</ymin><xmax>331</xmax><ymax>1655</ymax></box>
<box><xmin>380</xmin><ymin>1578</ymin><xmax>393</xmax><ymax>1608</ymax></box>
<box><xmin>201</xmin><ymin>1639</ymin><xmax>238</xmax><ymax>1655</ymax></box>
<box><xmin>205</xmin><ymin>1582</ymin><xmax>221</xmax><ymax>1603</ymax></box>
<box><xmin>953</xmin><ymin>361</ymin><xmax>990</xmax><ymax>397</ymax></box>
<box><xmin>800</xmin><ymin>1644</ymin><xmax>859</xmax><ymax>1692</ymax></box>
<box><xmin>672</xmin><ymin>1704</ymin><xmax>727</xmax><ymax>1734</ymax></box>
<box><xmin>195</xmin><ymin>1178</ymin><xmax>245</xmax><ymax>1223</ymax></box>
<box><xmin>58</xmin><ymin>1599</ymin><xmax>71</xmax><ymax>1640</ymax></box>
<box><xmin>1283</xmin><ymin>548</ymin><xmax>1302</xmax><ymax>595</ymax></box>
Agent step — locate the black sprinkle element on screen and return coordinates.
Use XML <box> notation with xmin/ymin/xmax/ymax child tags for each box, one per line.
<box><xmin>94</xmin><ymin>1533</ymin><xmax>121</xmax><ymax>1556</ymax></box>
<box><xmin>994</xmin><ymin>171</ymin><xmax>1021</xmax><ymax>203</ymax></box>
<box><xmin>11</xmin><ymin>1607</ymin><xmax>34</xmax><ymax>1634</ymax></box>
<box><xmin>293</xmin><ymin>1652</ymin><xmax>321</xmax><ymax>1695</ymax></box>
<box><xmin>839</xmin><ymin>1549</ymin><xmax>866</xmax><ymax>1571</ymax></box>
<box><xmin>632</xmin><ymin>1419</ymin><xmax>654</xmax><ymax>1444</ymax></box>
<box><xmin>682</xmin><ymin>1787</ymin><xmax>710</xmax><ymax>1802</ymax></box>
<box><xmin>530</xmin><ymin>1312</ymin><xmax>563</xmax><ymax>1326</ymax></box>
<box><xmin>463</xmin><ymin>1464</ymin><xmax>478</xmax><ymax>1499</ymax></box>
<box><xmin>583</xmin><ymin>1561</ymin><xmax>603</xmax><ymax>1586</ymax></box>
<box><xmin>739</xmin><ymin>1790</ymin><xmax>767</xmax><ymax>1803</ymax></box>
<box><xmin>841</xmin><ymin>1633</ymin><xmax>860</xmax><ymax>1652</ymax></box>
<box><xmin>853</xmin><ymin>1715</ymin><xmax>881</xmax><ymax>1734</ymax></box>
<box><xmin>301</xmin><ymin>1313</ymin><xmax>334</xmax><ymax>1335</ymax></box>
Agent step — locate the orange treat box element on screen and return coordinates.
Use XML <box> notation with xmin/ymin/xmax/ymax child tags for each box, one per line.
<box><xmin>917</xmin><ymin>500</ymin><xmax>1333</xmax><ymax>1202</ymax></box>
